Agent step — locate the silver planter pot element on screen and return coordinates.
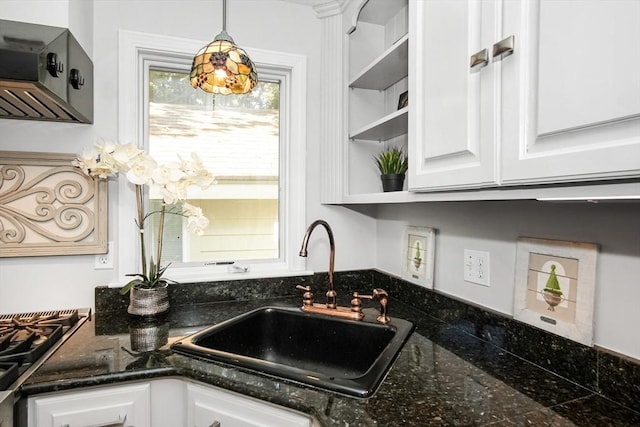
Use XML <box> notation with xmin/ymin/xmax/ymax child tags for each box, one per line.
<box><xmin>127</xmin><ymin>282</ymin><xmax>170</xmax><ymax>317</ymax></box>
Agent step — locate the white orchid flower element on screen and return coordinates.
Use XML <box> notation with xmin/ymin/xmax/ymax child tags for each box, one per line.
<box><xmin>187</xmin><ymin>213</ymin><xmax>209</xmax><ymax>236</ymax></box>
<box><xmin>73</xmin><ymin>147</ymin><xmax>119</xmax><ymax>178</ymax></box>
<box><xmin>195</xmin><ymin>170</ymin><xmax>215</xmax><ymax>189</ymax></box>
<box><xmin>182</xmin><ymin>202</ymin><xmax>203</xmax><ymax>217</ymax></box>
<box><xmin>112</xmin><ymin>143</ymin><xmax>143</xmax><ymax>170</ymax></box>
<box><xmin>160</xmin><ymin>182</ymin><xmax>188</xmax><ymax>204</ymax></box>
<box><xmin>152</xmin><ymin>163</ymin><xmax>186</xmax><ymax>185</ymax></box>
<box><xmin>126</xmin><ymin>156</ymin><xmax>157</xmax><ymax>185</ymax></box>
<box><xmin>97</xmin><ymin>139</ymin><xmax>117</xmax><ymax>155</ymax></box>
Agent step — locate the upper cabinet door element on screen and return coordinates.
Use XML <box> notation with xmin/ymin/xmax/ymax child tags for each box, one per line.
<box><xmin>501</xmin><ymin>0</ymin><xmax>640</xmax><ymax>185</ymax></box>
<box><xmin>408</xmin><ymin>0</ymin><xmax>499</xmax><ymax>191</ymax></box>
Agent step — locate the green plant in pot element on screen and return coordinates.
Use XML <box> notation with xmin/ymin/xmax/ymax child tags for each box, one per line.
<box><xmin>74</xmin><ymin>140</ymin><xmax>214</xmax><ymax>316</ymax></box>
<box><xmin>374</xmin><ymin>146</ymin><xmax>408</xmax><ymax>192</ymax></box>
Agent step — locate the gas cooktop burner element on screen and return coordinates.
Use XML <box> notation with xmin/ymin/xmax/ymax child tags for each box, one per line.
<box><xmin>0</xmin><ymin>308</ymin><xmax>90</xmax><ymax>392</ymax></box>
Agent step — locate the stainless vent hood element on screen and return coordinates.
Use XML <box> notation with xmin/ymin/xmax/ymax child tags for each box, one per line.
<box><xmin>0</xmin><ymin>19</ymin><xmax>93</xmax><ymax>124</ymax></box>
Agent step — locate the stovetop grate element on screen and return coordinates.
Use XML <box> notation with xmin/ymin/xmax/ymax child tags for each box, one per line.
<box><xmin>0</xmin><ymin>309</ymin><xmax>79</xmax><ymax>327</ymax></box>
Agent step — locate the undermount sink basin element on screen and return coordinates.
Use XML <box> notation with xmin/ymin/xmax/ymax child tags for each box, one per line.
<box><xmin>171</xmin><ymin>306</ymin><xmax>414</xmax><ymax>398</ymax></box>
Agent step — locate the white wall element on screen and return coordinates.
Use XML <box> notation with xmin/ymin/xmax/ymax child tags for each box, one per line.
<box><xmin>374</xmin><ymin>201</ymin><xmax>640</xmax><ymax>360</ymax></box>
<box><xmin>0</xmin><ymin>0</ymin><xmax>376</xmax><ymax>313</ymax></box>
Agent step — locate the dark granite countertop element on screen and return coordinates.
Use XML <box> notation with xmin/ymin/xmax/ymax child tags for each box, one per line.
<box><xmin>18</xmin><ymin>294</ymin><xmax>640</xmax><ymax>426</ymax></box>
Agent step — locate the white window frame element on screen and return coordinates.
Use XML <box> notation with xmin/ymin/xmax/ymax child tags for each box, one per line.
<box><xmin>117</xmin><ymin>30</ymin><xmax>307</xmax><ymax>283</ymax></box>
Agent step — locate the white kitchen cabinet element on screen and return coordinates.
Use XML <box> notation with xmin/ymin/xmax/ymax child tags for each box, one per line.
<box><xmin>409</xmin><ymin>0</ymin><xmax>640</xmax><ymax>193</ymax></box>
<box><xmin>500</xmin><ymin>0</ymin><xmax>640</xmax><ymax>185</ymax></box>
<box><xmin>28</xmin><ymin>383</ymin><xmax>151</xmax><ymax>427</ymax></box>
<box><xmin>27</xmin><ymin>379</ymin><xmax>313</xmax><ymax>427</ymax></box>
<box><xmin>186</xmin><ymin>382</ymin><xmax>312</xmax><ymax>427</ymax></box>
<box><xmin>408</xmin><ymin>0</ymin><xmax>500</xmax><ymax>191</ymax></box>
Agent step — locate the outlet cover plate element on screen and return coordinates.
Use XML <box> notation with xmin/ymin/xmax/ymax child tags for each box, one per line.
<box><xmin>95</xmin><ymin>241</ymin><xmax>114</xmax><ymax>269</ymax></box>
<box><xmin>464</xmin><ymin>249</ymin><xmax>490</xmax><ymax>286</ymax></box>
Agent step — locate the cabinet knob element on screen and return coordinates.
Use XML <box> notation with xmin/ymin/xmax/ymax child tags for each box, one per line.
<box><xmin>492</xmin><ymin>35</ymin><xmax>515</xmax><ymax>60</ymax></box>
<box><xmin>470</xmin><ymin>48</ymin><xmax>489</xmax><ymax>71</ymax></box>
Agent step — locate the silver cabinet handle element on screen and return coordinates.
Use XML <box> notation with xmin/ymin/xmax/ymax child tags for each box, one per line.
<box><xmin>470</xmin><ymin>48</ymin><xmax>489</xmax><ymax>71</ymax></box>
<box><xmin>492</xmin><ymin>35</ymin><xmax>515</xmax><ymax>60</ymax></box>
<box><xmin>209</xmin><ymin>421</ymin><xmax>221</xmax><ymax>427</ymax></box>
<box><xmin>67</xmin><ymin>414</ymin><xmax>127</xmax><ymax>427</ymax></box>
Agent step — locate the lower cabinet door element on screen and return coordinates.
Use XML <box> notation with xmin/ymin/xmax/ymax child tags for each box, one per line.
<box><xmin>187</xmin><ymin>383</ymin><xmax>312</xmax><ymax>427</ymax></box>
<box><xmin>28</xmin><ymin>383</ymin><xmax>151</xmax><ymax>427</ymax></box>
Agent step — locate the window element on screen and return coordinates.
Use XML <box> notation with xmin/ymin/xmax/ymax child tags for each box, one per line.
<box><xmin>147</xmin><ymin>70</ymin><xmax>281</xmax><ymax>264</ymax></box>
<box><xmin>118</xmin><ymin>31</ymin><xmax>307</xmax><ymax>282</ymax></box>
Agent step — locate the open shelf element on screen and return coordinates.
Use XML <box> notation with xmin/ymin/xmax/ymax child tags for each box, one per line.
<box><xmin>349</xmin><ymin>34</ymin><xmax>408</xmax><ymax>90</ymax></box>
<box><xmin>350</xmin><ymin>107</ymin><xmax>408</xmax><ymax>141</ymax></box>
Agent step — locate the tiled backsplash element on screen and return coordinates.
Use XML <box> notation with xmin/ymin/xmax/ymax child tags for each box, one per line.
<box><xmin>95</xmin><ymin>269</ymin><xmax>639</xmax><ymax>410</ymax></box>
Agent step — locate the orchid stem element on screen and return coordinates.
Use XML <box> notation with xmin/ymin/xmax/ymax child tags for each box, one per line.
<box><xmin>135</xmin><ymin>184</ymin><xmax>147</xmax><ymax>278</ymax></box>
<box><xmin>156</xmin><ymin>200</ymin><xmax>166</xmax><ymax>275</ymax></box>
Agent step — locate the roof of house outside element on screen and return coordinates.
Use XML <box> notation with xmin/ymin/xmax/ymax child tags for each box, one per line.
<box><xmin>149</xmin><ymin>102</ymin><xmax>279</xmax><ymax>179</ymax></box>
<box><xmin>148</xmin><ymin>102</ymin><xmax>279</xmax><ymax>200</ymax></box>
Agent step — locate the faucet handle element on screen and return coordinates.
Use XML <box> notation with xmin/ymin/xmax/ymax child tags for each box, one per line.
<box><xmin>355</xmin><ymin>289</ymin><xmax>390</xmax><ymax>323</ymax></box>
<box><xmin>372</xmin><ymin>288</ymin><xmax>390</xmax><ymax>324</ymax></box>
<box><xmin>350</xmin><ymin>291</ymin><xmax>372</xmax><ymax>314</ymax></box>
<box><xmin>296</xmin><ymin>285</ymin><xmax>314</xmax><ymax>306</ymax></box>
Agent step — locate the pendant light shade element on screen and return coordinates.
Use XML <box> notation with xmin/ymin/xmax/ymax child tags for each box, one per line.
<box><xmin>190</xmin><ymin>0</ymin><xmax>258</xmax><ymax>95</ymax></box>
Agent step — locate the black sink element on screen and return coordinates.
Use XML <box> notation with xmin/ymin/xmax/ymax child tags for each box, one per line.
<box><xmin>171</xmin><ymin>306</ymin><xmax>414</xmax><ymax>398</ymax></box>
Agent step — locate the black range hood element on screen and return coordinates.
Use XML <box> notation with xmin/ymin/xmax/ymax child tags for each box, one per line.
<box><xmin>0</xmin><ymin>19</ymin><xmax>93</xmax><ymax>124</ymax></box>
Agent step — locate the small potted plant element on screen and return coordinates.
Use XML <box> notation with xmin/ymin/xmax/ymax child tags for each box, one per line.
<box><xmin>374</xmin><ymin>146</ymin><xmax>408</xmax><ymax>192</ymax></box>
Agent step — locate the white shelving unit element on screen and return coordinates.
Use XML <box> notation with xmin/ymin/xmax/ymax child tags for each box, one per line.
<box><xmin>349</xmin><ymin>32</ymin><xmax>408</xmax><ymax>142</ymax></box>
<box><xmin>346</xmin><ymin>0</ymin><xmax>409</xmax><ymax>198</ymax></box>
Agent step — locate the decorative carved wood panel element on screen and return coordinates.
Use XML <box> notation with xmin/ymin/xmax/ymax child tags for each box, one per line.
<box><xmin>0</xmin><ymin>151</ymin><xmax>107</xmax><ymax>257</ymax></box>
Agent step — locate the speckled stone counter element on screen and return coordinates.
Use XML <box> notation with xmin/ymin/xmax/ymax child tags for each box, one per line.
<box><xmin>18</xmin><ymin>271</ymin><xmax>640</xmax><ymax>426</ymax></box>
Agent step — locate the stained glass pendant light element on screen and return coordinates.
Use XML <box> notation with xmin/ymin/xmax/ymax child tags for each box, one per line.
<box><xmin>190</xmin><ymin>0</ymin><xmax>258</xmax><ymax>94</ymax></box>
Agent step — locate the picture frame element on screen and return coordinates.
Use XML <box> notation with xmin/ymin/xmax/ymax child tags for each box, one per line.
<box><xmin>402</xmin><ymin>226</ymin><xmax>436</xmax><ymax>288</ymax></box>
<box><xmin>513</xmin><ymin>237</ymin><xmax>598</xmax><ymax>346</ymax></box>
<box><xmin>0</xmin><ymin>151</ymin><xmax>108</xmax><ymax>257</ymax></box>
<box><xmin>397</xmin><ymin>90</ymin><xmax>408</xmax><ymax>110</ymax></box>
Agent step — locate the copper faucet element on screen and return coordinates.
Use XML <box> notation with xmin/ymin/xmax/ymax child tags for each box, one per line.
<box><xmin>297</xmin><ymin>220</ymin><xmax>392</xmax><ymax>323</ymax></box>
<box><xmin>299</xmin><ymin>219</ymin><xmax>337</xmax><ymax>309</ymax></box>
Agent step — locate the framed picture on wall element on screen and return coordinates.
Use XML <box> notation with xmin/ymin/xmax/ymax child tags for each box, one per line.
<box><xmin>513</xmin><ymin>237</ymin><xmax>598</xmax><ymax>346</ymax></box>
<box><xmin>402</xmin><ymin>226</ymin><xmax>436</xmax><ymax>288</ymax></box>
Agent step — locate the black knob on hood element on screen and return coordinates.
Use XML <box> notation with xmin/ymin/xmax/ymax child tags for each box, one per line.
<box><xmin>46</xmin><ymin>52</ymin><xmax>64</xmax><ymax>77</ymax></box>
<box><xmin>70</xmin><ymin>68</ymin><xmax>84</xmax><ymax>89</ymax></box>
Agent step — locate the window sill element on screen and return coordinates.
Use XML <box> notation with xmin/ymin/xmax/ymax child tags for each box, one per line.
<box><xmin>108</xmin><ymin>265</ymin><xmax>313</xmax><ymax>288</ymax></box>
<box><xmin>166</xmin><ymin>265</ymin><xmax>314</xmax><ymax>284</ymax></box>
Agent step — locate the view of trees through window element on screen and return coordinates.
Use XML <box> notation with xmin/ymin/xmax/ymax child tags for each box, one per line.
<box><xmin>147</xmin><ymin>70</ymin><xmax>280</xmax><ymax>264</ymax></box>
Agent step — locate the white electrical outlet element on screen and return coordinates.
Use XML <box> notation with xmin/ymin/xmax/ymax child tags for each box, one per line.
<box><xmin>95</xmin><ymin>241</ymin><xmax>114</xmax><ymax>269</ymax></box>
<box><xmin>464</xmin><ymin>249</ymin><xmax>490</xmax><ymax>286</ymax></box>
